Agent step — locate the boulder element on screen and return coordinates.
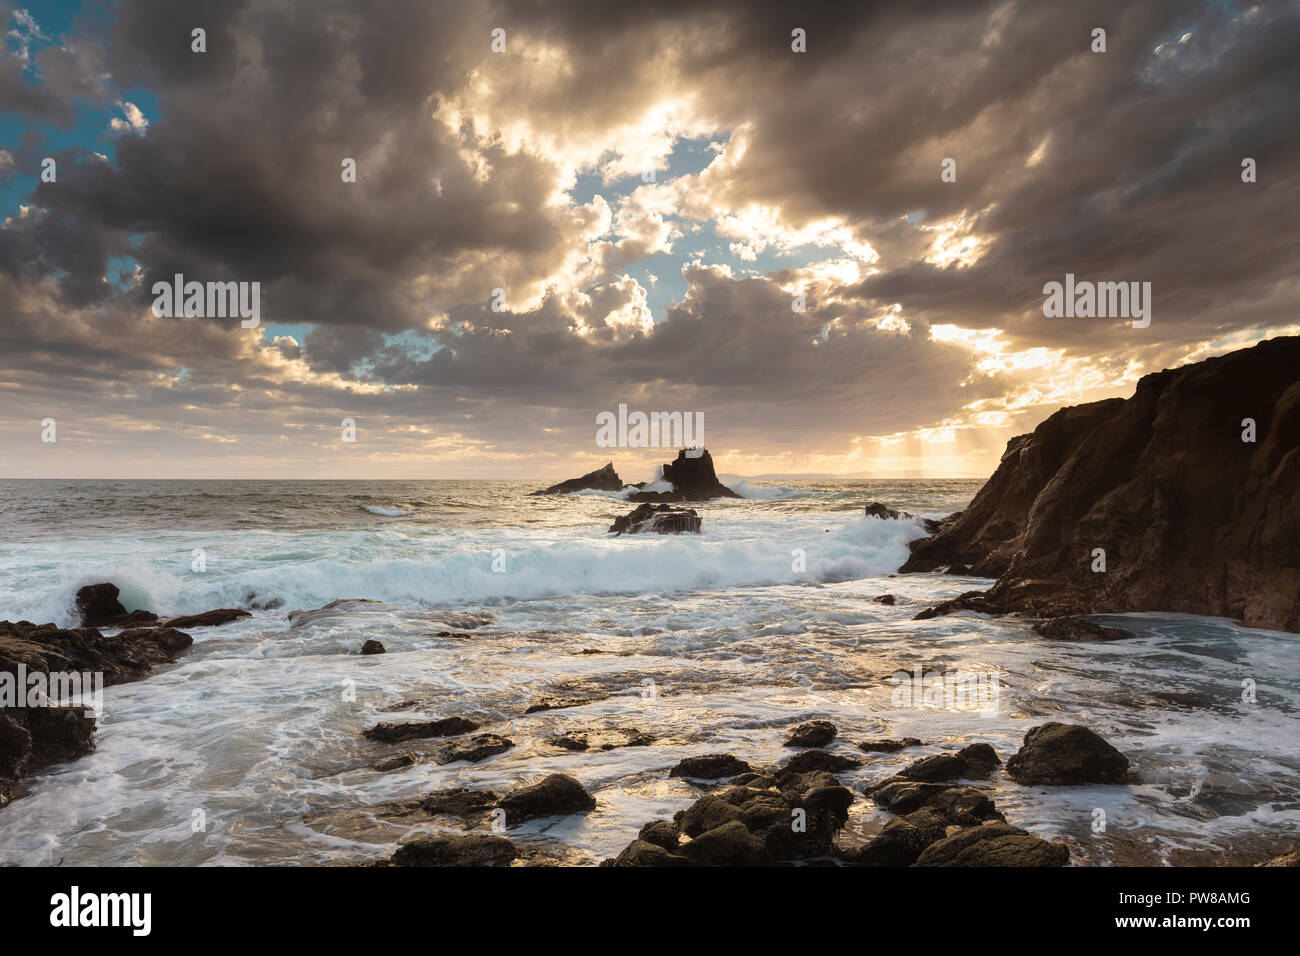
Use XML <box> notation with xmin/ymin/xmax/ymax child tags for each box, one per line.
<box><xmin>418</xmin><ymin>787</ymin><xmax>499</xmax><ymax>817</ymax></box>
<box><xmin>858</xmin><ymin>737</ymin><xmax>924</xmax><ymax>753</ymax></box>
<box><xmin>609</xmin><ymin>839</ymin><xmax>691</xmax><ymax>867</ymax></box>
<box><xmin>681</xmin><ymin>819</ymin><xmax>770</xmax><ymax>866</ymax></box>
<box><xmin>914</xmin><ymin>822</ymin><xmax>1069</xmax><ymax>867</ymax></box>
<box><xmin>162</xmin><ymin>609</ymin><xmax>251</xmax><ymax>629</ymax></box>
<box><xmin>390</xmin><ymin>834</ymin><xmax>517</xmax><ymax>867</ymax></box>
<box><xmin>530</xmin><ymin>462</ymin><xmax>624</xmax><ymax>496</ymax></box>
<box><xmin>668</xmin><ymin>753</ymin><xmax>753</xmax><ymax>779</ymax></box>
<box><xmin>74</xmin><ymin>583</ymin><xmax>130</xmax><ymax>627</ymax></box>
<box><xmin>778</xmin><ymin>749</ymin><xmax>861</xmax><ymax>776</ymax></box>
<box><xmin>608</xmin><ymin>502</ymin><xmax>702</xmax><ymax>535</ymax></box>
<box><xmin>360</xmin><ymin>639</ymin><xmax>386</xmax><ymax>655</ymax></box>
<box><xmin>496</xmin><ymin>773</ymin><xmax>597</xmax><ymax>824</ymax></box>
<box><xmin>784</xmin><ymin>720</ymin><xmax>836</xmax><ymax>748</ymax></box>
<box><xmin>1004</xmin><ymin>722</ymin><xmax>1130</xmax><ymax>785</ymax></box>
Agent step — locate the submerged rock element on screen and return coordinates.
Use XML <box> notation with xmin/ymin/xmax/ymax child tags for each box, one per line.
<box><xmin>608</xmin><ymin>502</ymin><xmax>701</xmax><ymax>535</ymax></box>
<box><xmin>390</xmin><ymin>834</ymin><xmax>518</xmax><ymax>867</ymax></box>
<box><xmin>437</xmin><ymin>733</ymin><xmax>513</xmax><ymax>765</ymax></box>
<box><xmin>669</xmin><ymin>753</ymin><xmax>753</xmax><ymax>779</ymax></box>
<box><xmin>784</xmin><ymin>720</ymin><xmax>837</xmax><ymax>748</ymax></box>
<box><xmin>778</xmin><ymin>749</ymin><xmax>861</xmax><ymax>775</ymax></box>
<box><xmin>1032</xmin><ymin>617</ymin><xmax>1133</xmax><ymax>642</ymax></box>
<box><xmin>496</xmin><ymin>773</ymin><xmax>596</xmax><ymax>824</ymax></box>
<box><xmin>1004</xmin><ymin>722</ymin><xmax>1130</xmax><ymax>786</ymax></box>
<box><xmin>865</xmin><ymin>503</ymin><xmax>941</xmax><ymax>533</ymax></box>
<box><xmin>162</xmin><ymin>609</ymin><xmax>251</xmax><ymax>629</ymax></box>
<box><xmin>359</xmin><ymin>639</ymin><xmax>386</xmax><ymax>655</ymax></box>
<box><xmin>549</xmin><ymin>727</ymin><xmax>654</xmax><ymax>751</ymax></box>
<box><xmin>858</xmin><ymin>737</ymin><xmax>924</xmax><ymax>753</ymax></box>
<box><xmin>530</xmin><ymin>462</ymin><xmax>624</xmax><ymax>496</ymax></box>
<box><xmin>364</xmin><ymin>716</ymin><xmax>479</xmax><ymax>743</ymax></box>
<box><xmin>912</xmin><ymin>591</ymin><xmax>1010</xmax><ymax>620</ymax></box>
<box><xmin>418</xmin><ymin>787</ymin><xmax>500</xmax><ymax>817</ymax></box>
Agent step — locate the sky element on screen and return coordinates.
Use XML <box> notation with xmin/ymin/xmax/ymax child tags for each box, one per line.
<box><xmin>1</xmin><ymin>0</ymin><xmax>1297</xmax><ymax>480</ymax></box>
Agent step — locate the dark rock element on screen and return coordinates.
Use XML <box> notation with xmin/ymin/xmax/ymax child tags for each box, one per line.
<box><xmin>549</xmin><ymin>727</ymin><xmax>654</xmax><ymax>751</ymax></box>
<box><xmin>898</xmin><ymin>753</ymin><xmax>971</xmax><ymax>783</ymax></box>
<box><xmin>496</xmin><ymin>773</ymin><xmax>596</xmax><ymax>823</ymax></box>
<box><xmin>609</xmin><ymin>502</ymin><xmax>701</xmax><ymax>535</ymax></box>
<box><xmin>844</xmin><ymin>809</ymin><xmax>948</xmax><ymax>866</ymax></box>
<box><xmin>865</xmin><ymin>502</ymin><xmax>905</xmax><ymax>520</ymax></box>
<box><xmin>669</xmin><ymin>753</ymin><xmax>753</xmax><ymax>779</ymax></box>
<box><xmin>530</xmin><ymin>462</ymin><xmax>624</xmax><ymax>496</ymax></box>
<box><xmin>524</xmin><ymin>695</ymin><xmax>595</xmax><ymax>714</ymax></box>
<box><xmin>914</xmin><ymin>822</ymin><xmax>1069</xmax><ymax>867</ymax></box>
<box><xmin>360</xmin><ymin>639</ymin><xmax>386</xmax><ymax>655</ymax></box>
<box><xmin>625</xmin><ymin>448</ymin><xmax>741</xmax><ymax>502</ymax></box>
<box><xmin>637</xmin><ymin>820</ymin><xmax>680</xmax><ymax>850</ymax></box>
<box><xmin>678</xmin><ymin>794</ymin><xmax>745</xmax><ymax>837</ymax></box>
<box><xmin>373</xmin><ymin>753</ymin><xmax>416</xmax><ymax>772</ymax></box>
<box><xmin>364</xmin><ymin>716</ymin><xmax>479</xmax><ymax>743</ymax></box>
<box><xmin>872</xmin><ymin>594</ymin><xmax>896</xmax><ymax>605</ymax></box>
<box><xmin>1004</xmin><ymin>722</ymin><xmax>1130</xmax><ymax>785</ymax></box>
<box><xmin>958</xmin><ymin>743</ymin><xmax>1001</xmax><ymax>775</ymax></box>
<box><xmin>946</xmin><ymin>563</ymin><xmax>973</xmax><ymax>575</ymax></box>
<box><xmin>1</xmin><ymin>618</ymin><xmax>193</xmax><ymax>809</ymax></box>
<box><xmin>610</xmin><ymin>839</ymin><xmax>692</xmax><ymax>867</ymax></box>
<box><xmin>74</xmin><ymin>583</ymin><xmax>130</xmax><ymax>627</ymax></box>
<box><xmin>682</xmin><ymin>819</ymin><xmax>771</xmax><ymax>866</ymax></box>
<box><xmin>778</xmin><ymin>749</ymin><xmax>861</xmax><ymax>776</ymax></box>
<box><xmin>162</xmin><ymin>609</ymin><xmax>251</xmax><ymax>629</ymax></box>
<box><xmin>784</xmin><ymin>720</ymin><xmax>837</xmax><ymax>748</ymax></box>
<box><xmin>418</xmin><ymin>787</ymin><xmax>499</xmax><ymax>816</ymax></box>
<box><xmin>912</xmin><ymin>590</ymin><xmax>1010</xmax><ymax>620</ymax></box>
<box><xmin>858</xmin><ymin>737</ymin><xmax>924</xmax><ymax>753</ymax></box>
<box><xmin>868</xmin><ymin>780</ymin><xmax>1004</xmax><ymax>826</ymax></box>
<box><xmin>391</xmin><ymin>834</ymin><xmax>517</xmax><ymax>867</ymax></box>
<box><xmin>906</xmin><ymin>337</ymin><xmax>1300</xmax><ymax>633</ymax></box>
<box><xmin>1033</xmin><ymin>617</ymin><xmax>1133</xmax><ymax>642</ymax></box>
<box><xmin>437</xmin><ymin>733</ymin><xmax>513</xmax><ymax>765</ymax></box>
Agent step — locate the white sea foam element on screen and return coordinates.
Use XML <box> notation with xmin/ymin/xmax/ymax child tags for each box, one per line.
<box><xmin>363</xmin><ymin>506</ymin><xmax>415</xmax><ymax>516</ymax></box>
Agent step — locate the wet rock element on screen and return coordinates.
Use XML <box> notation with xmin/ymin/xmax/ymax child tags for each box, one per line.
<box><xmin>872</xmin><ymin>594</ymin><xmax>897</xmax><ymax>605</ymax></box>
<box><xmin>437</xmin><ymin>733</ymin><xmax>513</xmax><ymax>765</ymax></box>
<box><xmin>524</xmin><ymin>695</ymin><xmax>596</xmax><ymax>715</ymax></box>
<box><xmin>530</xmin><ymin>462</ymin><xmax>624</xmax><ymax>496</ymax></box>
<box><xmin>859</xmin><ymin>737</ymin><xmax>924</xmax><ymax>753</ymax></box>
<box><xmin>682</xmin><ymin>819</ymin><xmax>771</xmax><ymax>866</ymax></box>
<box><xmin>610</xmin><ymin>839</ymin><xmax>692</xmax><ymax>867</ymax></box>
<box><xmin>373</xmin><ymin>753</ymin><xmax>416</xmax><ymax>772</ymax></box>
<box><xmin>391</xmin><ymin>834</ymin><xmax>517</xmax><ymax>867</ymax></box>
<box><xmin>865</xmin><ymin>503</ymin><xmax>940</xmax><ymax>533</ymax></box>
<box><xmin>418</xmin><ymin>787</ymin><xmax>499</xmax><ymax>817</ymax></box>
<box><xmin>898</xmin><ymin>753</ymin><xmax>970</xmax><ymax>783</ymax></box>
<box><xmin>868</xmin><ymin>780</ymin><xmax>1004</xmax><ymax>827</ymax></box>
<box><xmin>913</xmin><ymin>591</ymin><xmax>1010</xmax><ymax>620</ymax></box>
<box><xmin>946</xmin><ymin>563</ymin><xmax>973</xmax><ymax>575</ymax></box>
<box><xmin>360</xmin><ymin>639</ymin><xmax>386</xmax><ymax>655</ymax></box>
<box><xmin>496</xmin><ymin>773</ymin><xmax>596</xmax><ymax>824</ymax></box>
<box><xmin>914</xmin><ymin>822</ymin><xmax>1069</xmax><ymax>867</ymax></box>
<box><xmin>959</xmin><ymin>743</ymin><xmax>1001</xmax><ymax>774</ymax></box>
<box><xmin>1004</xmin><ymin>722</ymin><xmax>1130</xmax><ymax>786</ymax></box>
<box><xmin>779</xmin><ymin>749</ymin><xmax>862</xmax><ymax>776</ymax></box>
<box><xmin>609</xmin><ymin>502</ymin><xmax>701</xmax><ymax>535</ymax></box>
<box><xmin>162</xmin><ymin>609</ymin><xmax>251</xmax><ymax>629</ymax></box>
<box><xmin>364</xmin><ymin>716</ymin><xmax>479</xmax><ymax>743</ymax></box>
<box><xmin>22</xmin><ymin>705</ymin><xmax>96</xmax><ymax>772</ymax></box>
<box><xmin>637</xmin><ymin>820</ymin><xmax>680</xmax><ymax>850</ymax></box>
<box><xmin>784</xmin><ymin>720</ymin><xmax>837</xmax><ymax>748</ymax></box>
<box><xmin>678</xmin><ymin>794</ymin><xmax>745</xmax><ymax>837</ymax></box>
<box><xmin>1033</xmin><ymin>617</ymin><xmax>1133</xmax><ymax>642</ymax></box>
<box><xmin>625</xmin><ymin>449</ymin><xmax>741</xmax><ymax>503</ymax></box>
<box><xmin>117</xmin><ymin>627</ymin><xmax>194</xmax><ymax>655</ymax></box>
<box><xmin>844</xmin><ymin>809</ymin><xmax>948</xmax><ymax>866</ymax></box>
<box><xmin>549</xmin><ymin>727</ymin><xmax>654</xmax><ymax>751</ymax></box>
<box><xmin>669</xmin><ymin>753</ymin><xmax>753</xmax><ymax>780</ymax></box>
<box><xmin>74</xmin><ymin>583</ymin><xmax>130</xmax><ymax>627</ymax></box>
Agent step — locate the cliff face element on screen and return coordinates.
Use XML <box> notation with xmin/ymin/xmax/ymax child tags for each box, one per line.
<box><xmin>903</xmin><ymin>336</ymin><xmax>1300</xmax><ymax>633</ymax></box>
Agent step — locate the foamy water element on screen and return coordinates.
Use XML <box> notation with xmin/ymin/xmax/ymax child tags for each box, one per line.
<box><xmin>0</xmin><ymin>478</ymin><xmax>1297</xmax><ymax>866</ymax></box>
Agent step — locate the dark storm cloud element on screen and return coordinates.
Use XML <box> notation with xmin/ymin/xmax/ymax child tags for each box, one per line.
<box><xmin>1</xmin><ymin>0</ymin><xmax>1297</xmax><ymax>476</ymax></box>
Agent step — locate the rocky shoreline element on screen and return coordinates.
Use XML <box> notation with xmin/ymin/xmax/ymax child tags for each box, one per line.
<box><xmin>901</xmin><ymin>336</ymin><xmax>1300</xmax><ymax>634</ymax></box>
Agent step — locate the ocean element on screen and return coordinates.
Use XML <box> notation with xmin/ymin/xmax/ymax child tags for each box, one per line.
<box><xmin>1</xmin><ymin>478</ymin><xmax>1297</xmax><ymax>865</ymax></box>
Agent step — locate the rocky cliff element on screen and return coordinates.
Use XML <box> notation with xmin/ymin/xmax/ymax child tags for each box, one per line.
<box><xmin>902</xmin><ymin>336</ymin><xmax>1300</xmax><ymax>633</ymax></box>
